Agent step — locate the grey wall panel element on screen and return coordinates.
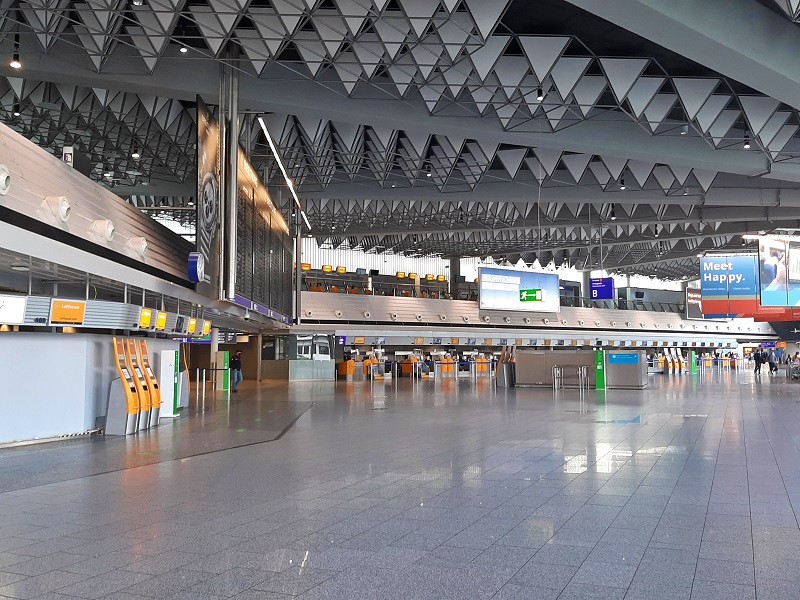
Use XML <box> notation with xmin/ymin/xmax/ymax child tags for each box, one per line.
<box><xmin>23</xmin><ymin>296</ymin><xmax>50</xmax><ymax>325</ymax></box>
<box><xmin>0</xmin><ymin>122</ymin><xmax>191</xmax><ymax>281</ymax></box>
<box><xmin>299</xmin><ymin>291</ymin><xmax>774</xmax><ymax>338</ymax></box>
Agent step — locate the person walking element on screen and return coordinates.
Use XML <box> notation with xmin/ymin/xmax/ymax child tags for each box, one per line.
<box><xmin>768</xmin><ymin>350</ymin><xmax>779</xmax><ymax>375</ymax></box>
<box><xmin>753</xmin><ymin>349</ymin><xmax>763</xmax><ymax>375</ymax></box>
<box><xmin>230</xmin><ymin>350</ymin><xmax>243</xmax><ymax>393</ymax></box>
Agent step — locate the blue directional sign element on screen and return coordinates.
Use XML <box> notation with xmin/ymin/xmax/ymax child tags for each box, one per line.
<box><xmin>589</xmin><ymin>277</ymin><xmax>614</xmax><ymax>300</ymax></box>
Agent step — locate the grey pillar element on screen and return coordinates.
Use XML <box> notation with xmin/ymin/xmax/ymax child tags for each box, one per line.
<box><xmin>219</xmin><ymin>49</ymin><xmax>239</xmax><ymax>301</ymax></box>
<box><xmin>449</xmin><ymin>258</ymin><xmax>461</xmax><ymax>298</ymax></box>
<box><xmin>580</xmin><ymin>271</ymin><xmax>592</xmax><ymax>302</ymax></box>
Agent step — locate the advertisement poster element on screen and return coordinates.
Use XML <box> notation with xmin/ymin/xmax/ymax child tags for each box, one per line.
<box><xmin>685</xmin><ymin>288</ymin><xmax>703</xmax><ymax>320</ymax></box>
<box><xmin>479</xmin><ymin>267</ymin><xmax>560</xmax><ymax>312</ymax></box>
<box><xmin>758</xmin><ymin>237</ymin><xmax>800</xmax><ymax>306</ymax></box>
<box><xmin>699</xmin><ymin>254</ymin><xmax>759</xmax><ymax>318</ymax></box>
<box><xmin>196</xmin><ymin>97</ymin><xmax>221</xmax><ymax>297</ymax></box>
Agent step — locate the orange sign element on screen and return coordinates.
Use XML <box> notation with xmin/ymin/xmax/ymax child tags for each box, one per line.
<box><xmin>484</xmin><ymin>338</ymin><xmax>493</xmax><ymax>345</ymax></box>
<box><xmin>354</xmin><ymin>336</ymin><xmax>366</xmax><ymax>344</ymax></box>
<box><xmin>139</xmin><ymin>308</ymin><xmax>153</xmax><ymax>329</ymax></box>
<box><xmin>187</xmin><ymin>317</ymin><xmax>198</xmax><ymax>334</ymax></box>
<box><xmin>414</xmin><ymin>337</ymin><xmax>424</xmax><ymax>345</ymax></box>
<box><xmin>155</xmin><ymin>311</ymin><xmax>168</xmax><ymax>331</ymax></box>
<box><xmin>50</xmin><ymin>299</ymin><xmax>86</xmax><ymax>325</ymax></box>
<box><xmin>202</xmin><ymin>320</ymin><xmax>212</xmax><ymax>336</ymax></box>
<box><xmin>450</xmin><ymin>338</ymin><xmax>460</xmax><ymax>345</ymax></box>
<box><xmin>777</xmin><ymin>341</ymin><xmax>788</xmax><ymax>349</ymax></box>
<box><xmin>515</xmin><ymin>339</ymin><xmax>523</xmax><ymax>346</ymax></box>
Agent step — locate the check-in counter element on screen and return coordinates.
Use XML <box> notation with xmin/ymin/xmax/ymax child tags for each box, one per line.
<box><xmin>514</xmin><ymin>349</ymin><xmax>596</xmax><ymax>388</ymax></box>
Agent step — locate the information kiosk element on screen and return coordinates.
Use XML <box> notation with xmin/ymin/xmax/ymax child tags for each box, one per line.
<box><xmin>106</xmin><ymin>337</ymin><xmax>140</xmax><ymax>435</ymax></box>
<box><xmin>135</xmin><ymin>340</ymin><xmax>161</xmax><ymax>426</ymax></box>
<box><xmin>125</xmin><ymin>338</ymin><xmax>151</xmax><ymax>430</ymax></box>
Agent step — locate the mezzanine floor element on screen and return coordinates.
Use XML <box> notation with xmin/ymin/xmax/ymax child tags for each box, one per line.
<box><xmin>1</xmin><ymin>370</ymin><xmax>799</xmax><ymax>600</ymax></box>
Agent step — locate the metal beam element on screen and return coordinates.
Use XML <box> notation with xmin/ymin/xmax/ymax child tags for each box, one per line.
<box><xmin>564</xmin><ymin>0</ymin><xmax>800</xmax><ymax>111</ymax></box>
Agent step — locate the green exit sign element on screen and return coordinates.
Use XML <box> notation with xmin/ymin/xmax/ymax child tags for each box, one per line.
<box><xmin>519</xmin><ymin>288</ymin><xmax>543</xmax><ymax>302</ymax></box>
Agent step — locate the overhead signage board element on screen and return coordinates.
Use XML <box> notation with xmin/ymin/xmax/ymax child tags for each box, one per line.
<box><xmin>0</xmin><ymin>295</ymin><xmax>27</xmax><ymax>325</ymax></box>
<box><xmin>700</xmin><ymin>254</ymin><xmax>759</xmax><ymax>318</ymax></box>
<box><xmin>479</xmin><ymin>267</ymin><xmax>560</xmax><ymax>313</ymax></box>
<box><xmin>49</xmin><ymin>299</ymin><xmax>86</xmax><ymax>325</ymax></box>
<box><xmin>589</xmin><ymin>277</ymin><xmax>615</xmax><ymax>301</ymax></box>
<box><xmin>686</xmin><ymin>288</ymin><xmax>703</xmax><ymax>320</ymax></box>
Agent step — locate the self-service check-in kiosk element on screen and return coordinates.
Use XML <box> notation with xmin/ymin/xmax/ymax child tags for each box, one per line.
<box><xmin>136</xmin><ymin>340</ymin><xmax>161</xmax><ymax>427</ymax></box>
<box><xmin>106</xmin><ymin>337</ymin><xmax>140</xmax><ymax>435</ymax></box>
<box><xmin>125</xmin><ymin>338</ymin><xmax>151</xmax><ymax>430</ymax></box>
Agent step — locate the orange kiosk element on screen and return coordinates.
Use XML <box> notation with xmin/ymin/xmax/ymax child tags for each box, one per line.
<box><xmin>125</xmin><ymin>339</ymin><xmax>152</xmax><ymax>430</ymax></box>
<box><xmin>106</xmin><ymin>337</ymin><xmax>141</xmax><ymax>435</ymax></box>
<box><xmin>135</xmin><ymin>340</ymin><xmax>161</xmax><ymax>427</ymax></box>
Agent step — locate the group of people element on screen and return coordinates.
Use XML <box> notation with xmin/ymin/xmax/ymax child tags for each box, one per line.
<box><xmin>752</xmin><ymin>348</ymin><xmax>779</xmax><ymax>375</ymax></box>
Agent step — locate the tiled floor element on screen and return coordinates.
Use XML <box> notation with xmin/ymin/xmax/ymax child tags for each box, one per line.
<box><xmin>2</xmin><ymin>369</ymin><xmax>800</xmax><ymax>599</ymax></box>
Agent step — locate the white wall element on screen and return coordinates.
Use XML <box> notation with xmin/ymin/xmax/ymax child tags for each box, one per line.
<box><xmin>0</xmin><ymin>332</ymin><xmax>178</xmax><ymax>444</ymax></box>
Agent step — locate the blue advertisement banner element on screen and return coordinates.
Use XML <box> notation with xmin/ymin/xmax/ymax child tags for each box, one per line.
<box><xmin>590</xmin><ymin>277</ymin><xmax>614</xmax><ymax>300</ymax></box>
<box><xmin>700</xmin><ymin>254</ymin><xmax>759</xmax><ymax>318</ymax></box>
<box><xmin>758</xmin><ymin>238</ymin><xmax>800</xmax><ymax>307</ymax></box>
<box><xmin>478</xmin><ymin>267</ymin><xmax>560</xmax><ymax>312</ymax></box>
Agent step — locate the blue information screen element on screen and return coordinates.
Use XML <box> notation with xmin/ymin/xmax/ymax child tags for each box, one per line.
<box><xmin>589</xmin><ymin>277</ymin><xmax>614</xmax><ymax>300</ymax></box>
<box><xmin>608</xmin><ymin>353</ymin><xmax>639</xmax><ymax>365</ymax></box>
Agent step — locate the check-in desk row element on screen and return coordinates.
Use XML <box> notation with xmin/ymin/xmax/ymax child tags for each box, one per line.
<box><xmin>106</xmin><ymin>338</ymin><xmax>161</xmax><ymax>435</ymax></box>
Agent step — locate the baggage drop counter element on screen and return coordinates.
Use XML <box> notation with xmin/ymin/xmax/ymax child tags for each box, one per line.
<box><xmin>514</xmin><ymin>349</ymin><xmax>597</xmax><ymax>388</ymax></box>
<box><xmin>605</xmin><ymin>350</ymin><xmax>648</xmax><ymax>389</ymax></box>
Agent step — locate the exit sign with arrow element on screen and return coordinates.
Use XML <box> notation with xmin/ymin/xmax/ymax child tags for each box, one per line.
<box><xmin>519</xmin><ymin>288</ymin><xmax>543</xmax><ymax>302</ymax></box>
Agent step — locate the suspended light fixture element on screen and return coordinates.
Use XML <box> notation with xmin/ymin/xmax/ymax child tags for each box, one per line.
<box><xmin>610</xmin><ymin>205</ymin><xmax>616</xmax><ymax>220</ymax></box>
<box><xmin>619</xmin><ymin>176</ymin><xmax>626</xmax><ymax>191</ymax></box>
<box><xmin>179</xmin><ymin>46</ymin><xmax>188</xmax><ymax>53</ymax></box>
<box><xmin>12</xmin><ymin>102</ymin><xmax>20</xmax><ymax>117</ymax></box>
<box><xmin>131</xmin><ymin>148</ymin><xmax>140</xmax><ymax>159</ymax></box>
<box><xmin>536</xmin><ymin>87</ymin><xmax>544</xmax><ymax>101</ymax></box>
<box><xmin>680</xmin><ymin>124</ymin><xmax>688</xmax><ymax>135</ymax></box>
<box><xmin>9</xmin><ymin>33</ymin><xmax>21</xmax><ymax>69</ymax></box>
<box><xmin>743</xmin><ymin>131</ymin><xmax>751</xmax><ymax>149</ymax></box>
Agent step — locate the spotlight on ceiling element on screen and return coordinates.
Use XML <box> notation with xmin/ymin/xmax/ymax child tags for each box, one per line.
<box><xmin>131</xmin><ymin>149</ymin><xmax>141</xmax><ymax>159</ymax></box>
<box><xmin>179</xmin><ymin>46</ymin><xmax>188</xmax><ymax>53</ymax></box>
<box><xmin>132</xmin><ymin>0</ymin><xmax>144</xmax><ymax>5</ymax></box>
<box><xmin>610</xmin><ymin>205</ymin><xmax>616</xmax><ymax>221</ymax></box>
<box><xmin>680</xmin><ymin>124</ymin><xmax>688</xmax><ymax>135</ymax></box>
<box><xmin>536</xmin><ymin>87</ymin><xmax>544</xmax><ymax>101</ymax></box>
<box><xmin>743</xmin><ymin>131</ymin><xmax>751</xmax><ymax>149</ymax></box>
<box><xmin>10</xmin><ymin>263</ymin><xmax>29</xmax><ymax>272</ymax></box>
<box><xmin>619</xmin><ymin>176</ymin><xmax>626</xmax><ymax>191</ymax></box>
<box><xmin>12</xmin><ymin>103</ymin><xmax>20</xmax><ymax>117</ymax></box>
<box><xmin>9</xmin><ymin>33</ymin><xmax>21</xmax><ymax>69</ymax></box>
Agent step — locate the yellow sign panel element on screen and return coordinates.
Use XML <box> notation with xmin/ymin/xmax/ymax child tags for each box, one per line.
<box><xmin>414</xmin><ymin>337</ymin><xmax>424</xmax><ymax>345</ymax></box>
<box><xmin>777</xmin><ymin>341</ymin><xmax>788</xmax><ymax>349</ymax></box>
<box><xmin>484</xmin><ymin>338</ymin><xmax>493</xmax><ymax>345</ymax></box>
<box><xmin>450</xmin><ymin>338</ymin><xmax>460</xmax><ymax>345</ymax></box>
<box><xmin>50</xmin><ymin>299</ymin><xmax>86</xmax><ymax>325</ymax></box>
<box><xmin>187</xmin><ymin>317</ymin><xmax>198</xmax><ymax>334</ymax></box>
<box><xmin>139</xmin><ymin>308</ymin><xmax>153</xmax><ymax>329</ymax></box>
<box><xmin>354</xmin><ymin>336</ymin><xmax>366</xmax><ymax>344</ymax></box>
<box><xmin>544</xmin><ymin>339</ymin><xmax>552</xmax><ymax>346</ymax></box>
<box><xmin>155</xmin><ymin>311</ymin><xmax>168</xmax><ymax>331</ymax></box>
<box><xmin>515</xmin><ymin>339</ymin><xmax>523</xmax><ymax>346</ymax></box>
<box><xmin>202</xmin><ymin>320</ymin><xmax>212</xmax><ymax>336</ymax></box>
<box><xmin>571</xmin><ymin>340</ymin><xmax>578</xmax><ymax>346</ymax></box>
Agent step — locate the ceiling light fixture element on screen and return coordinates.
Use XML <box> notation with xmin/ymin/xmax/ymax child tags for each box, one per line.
<box><xmin>179</xmin><ymin>46</ymin><xmax>188</xmax><ymax>53</ymax></box>
<box><xmin>132</xmin><ymin>0</ymin><xmax>144</xmax><ymax>6</ymax></box>
<box><xmin>610</xmin><ymin>205</ymin><xmax>616</xmax><ymax>220</ymax></box>
<box><xmin>10</xmin><ymin>263</ymin><xmax>29</xmax><ymax>272</ymax></box>
<box><xmin>743</xmin><ymin>131</ymin><xmax>751</xmax><ymax>149</ymax></box>
<box><xmin>258</xmin><ymin>116</ymin><xmax>312</xmax><ymax>231</ymax></box>
<box><xmin>9</xmin><ymin>33</ymin><xmax>21</xmax><ymax>69</ymax></box>
<box><xmin>131</xmin><ymin>149</ymin><xmax>140</xmax><ymax>159</ymax></box>
<box><xmin>536</xmin><ymin>87</ymin><xmax>544</xmax><ymax>101</ymax></box>
<box><xmin>619</xmin><ymin>176</ymin><xmax>626</xmax><ymax>191</ymax></box>
<box><xmin>12</xmin><ymin>102</ymin><xmax>20</xmax><ymax>117</ymax></box>
<box><xmin>680</xmin><ymin>124</ymin><xmax>688</xmax><ymax>135</ymax></box>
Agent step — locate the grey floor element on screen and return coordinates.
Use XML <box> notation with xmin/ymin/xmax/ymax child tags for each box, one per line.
<box><xmin>1</xmin><ymin>370</ymin><xmax>800</xmax><ymax>599</ymax></box>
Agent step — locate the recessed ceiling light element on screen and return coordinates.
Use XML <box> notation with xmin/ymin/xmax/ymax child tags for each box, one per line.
<box><xmin>179</xmin><ymin>46</ymin><xmax>188</xmax><ymax>53</ymax></box>
<box><xmin>131</xmin><ymin>150</ymin><xmax>140</xmax><ymax>159</ymax></box>
<box><xmin>11</xmin><ymin>263</ymin><xmax>29</xmax><ymax>272</ymax></box>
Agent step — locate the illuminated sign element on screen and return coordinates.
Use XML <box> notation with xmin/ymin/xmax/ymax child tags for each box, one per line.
<box><xmin>187</xmin><ymin>318</ymin><xmax>198</xmax><ymax>334</ymax></box>
<box><xmin>202</xmin><ymin>320</ymin><xmax>212</xmax><ymax>336</ymax></box>
<box><xmin>49</xmin><ymin>299</ymin><xmax>86</xmax><ymax>325</ymax></box>
<box><xmin>590</xmin><ymin>277</ymin><xmax>614</xmax><ymax>300</ymax></box>
<box><xmin>155</xmin><ymin>311</ymin><xmax>168</xmax><ymax>331</ymax></box>
<box><xmin>139</xmin><ymin>308</ymin><xmax>153</xmax><ymax>329</ymax></box>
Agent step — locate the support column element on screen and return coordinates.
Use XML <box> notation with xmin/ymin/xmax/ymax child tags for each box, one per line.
<box><xmin>580</xmin><ymin>271</ymin><xmax>592</xmax><ymax>305</ymax></box>
<box><xmin>449</xmin><ymin>258</ymin><xmax>461</xmax><ymax>299</ymax></box>
<box><xmin>219</xmin><ymin>48</ymin><xmax>239</xmax><ymax>301</ymax></box>
<box><xmin>294</xmin><ymin>202</ymin><xmax>303</xmax><ymax>324</ymax></box>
